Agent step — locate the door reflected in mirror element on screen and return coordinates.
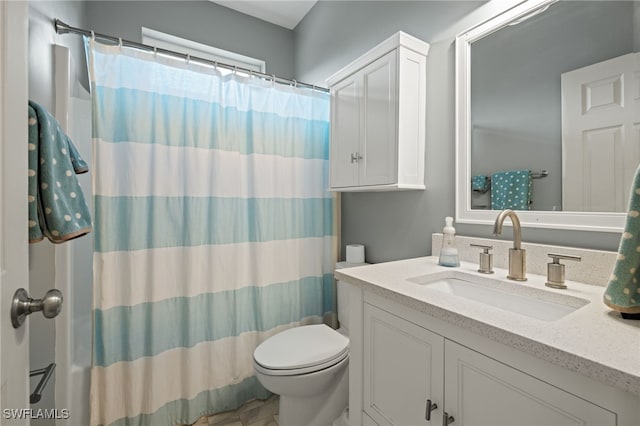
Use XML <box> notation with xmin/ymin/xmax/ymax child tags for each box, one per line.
<box><xmin>469</xmin><ymin>0</ymin><xmax>638</xmax><ymax>212</ymax></box>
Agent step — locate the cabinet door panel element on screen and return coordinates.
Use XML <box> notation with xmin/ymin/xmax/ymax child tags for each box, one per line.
<box><xmin>360</xmin><ymin>50</ymin><xmax>398</xmax><ymax>186</ymax></box>
<box><xmin>364</xmin><ymin>304</ymin><xmax>444</xmax><ymax>426</ymax></box>
<box><xmin>331</xmin><ymin>75</ymin><xmax>360</xmax><ymax>188</ymax></box>
<box><xmin>444</xmin><ymin>341</ymin><xmax>616</xmax><ymax>426</ymax></box>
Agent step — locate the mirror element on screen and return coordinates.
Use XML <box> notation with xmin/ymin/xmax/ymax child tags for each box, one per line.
<box><xmin>455</xmin><ymin>0</ymin><xmax>637</xmax><ymax>232</ymax></box>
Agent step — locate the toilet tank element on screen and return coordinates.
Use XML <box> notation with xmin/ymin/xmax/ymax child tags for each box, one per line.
<box><xmin>335</xmin><ymin>262</ymin><xmax>368</xmax><ymax>336</ymax></box>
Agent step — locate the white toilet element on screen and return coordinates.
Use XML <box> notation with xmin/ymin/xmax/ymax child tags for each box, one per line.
<box><xmin>253</xmin><ymin>276</ymin><xmax>352</xmax><ymax>426</ymax></box>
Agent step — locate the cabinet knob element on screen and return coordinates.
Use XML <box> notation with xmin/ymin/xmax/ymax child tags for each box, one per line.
<box><xmin>443</xmin><ymin>412</ymin><xmax>455</xmax><ymax>425</ymax></box>
<box><xmin>350</xmin><ymin>152</ymin><xmax>363</xmax><ymax>163</ymax></box>
<box><xmin>425</xmin><ymin>399</ymin><xmax>438</xmax><ymax>421</ymax></box>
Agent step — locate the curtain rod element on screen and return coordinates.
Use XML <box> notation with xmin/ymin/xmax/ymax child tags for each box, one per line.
<box><xmin>54</xmin><ymin>19</ymin><xmax>330</xmax><ymax>94</ymax></box>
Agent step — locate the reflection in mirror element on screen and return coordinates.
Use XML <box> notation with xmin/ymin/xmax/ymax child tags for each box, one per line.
<box><xmin>469</xmin><ymin>1</ymin><xmax>638</xmax><ymax>212</ymax></box>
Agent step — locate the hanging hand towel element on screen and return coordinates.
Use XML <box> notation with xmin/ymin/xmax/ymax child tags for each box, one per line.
<box><xmin>604</xmin><ymin>165</ymin><xmax>640</xmax><ymax>318</ymax></box>
<box><xmin>490</xmin><ymin>169</ymin><xmax>532</xmax><ymax>210</ymax></box>
<box><xmin>28</xmin><ymin>101</ymin><xmax>92</xmax><ymax>243</ymax></box>
<box><xmin>472</xmin><ymin>175</ymin><xmax>490</xmax><ymax>193</ymax></box>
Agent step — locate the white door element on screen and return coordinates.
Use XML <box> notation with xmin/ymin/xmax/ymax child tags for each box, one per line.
<box><xmin>360</xmin><ymin>50</ymin><xmax>397</xmax><ymax>187</ymax></box>
<box><xmin>363</xmin><ymin>304</ymin><xmax>444</xmax><ymax>426</ymax></box>
<box><xmin>444</xmin><ymin>340</ymin><xmax>615</xmax><ymax>426</ymax></box>
<box><xmin>562</xmin><ymin>53</ymin><xmax>640</xmax><ymax>212</ymax></box>
<box><xmin>330</xmin><ymin>74</ymin><xmax>360</xmax><ymax>188</ymax></box>
<box><xmin>0</xmin><ymin>1</ymin><xmax>30</xmax><ymax>424</ymax></box>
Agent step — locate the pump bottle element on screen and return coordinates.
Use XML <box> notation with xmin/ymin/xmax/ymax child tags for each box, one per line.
<box><xmin>438</xmin><ymin>217</ymin><xmax>460</xmax><ymax>267</ymax></box>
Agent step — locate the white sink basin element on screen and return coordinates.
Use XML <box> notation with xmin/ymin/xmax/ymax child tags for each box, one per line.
<box><xmin>407</xmin><ymin>272</ymin><xmax>589</xmax><ymax>321</ymax></box>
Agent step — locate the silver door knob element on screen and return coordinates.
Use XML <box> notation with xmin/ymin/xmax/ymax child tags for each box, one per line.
<box><xmin>11</xmin><ymin>288</ymin><xmax>63</xmax><ymax>328</ymax></box>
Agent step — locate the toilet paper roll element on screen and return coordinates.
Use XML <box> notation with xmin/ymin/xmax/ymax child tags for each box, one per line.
<box><xmin>346</xmin><ymin>244</ymin><xmax>365</xmax><ymax>263</ymax></box>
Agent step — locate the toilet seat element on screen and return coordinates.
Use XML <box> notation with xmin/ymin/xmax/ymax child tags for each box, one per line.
<box><xmin>254</xmin><ymin>324</ymin><xmax>349</xmax><ymax>376</ymax></box>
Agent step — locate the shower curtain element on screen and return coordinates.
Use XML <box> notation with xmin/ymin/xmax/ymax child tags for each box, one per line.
<box><xmin>86</xmin><ymin>39</ymin><xmax>334</xmax><ymax>426</ymax></box>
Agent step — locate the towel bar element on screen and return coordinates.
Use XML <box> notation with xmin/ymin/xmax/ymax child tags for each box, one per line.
<box><xmin>472</xmin><ymin>169</ymin><xmax>549</xmax><ymax>184</ymax></box>
<box><xmin>30</xmin><ymin>363</ymin><xmax>56</xmax><ymax>404</ymax></box>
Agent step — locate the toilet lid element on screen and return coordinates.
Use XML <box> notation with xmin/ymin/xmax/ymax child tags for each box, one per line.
<box><xmin>254</xmin><ymin>324</ymin><xmax>349</xmax><ymax>371</ymax></box>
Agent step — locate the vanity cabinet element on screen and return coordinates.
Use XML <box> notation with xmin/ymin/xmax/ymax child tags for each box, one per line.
<box><xmin>327</xmin><ymin>32</ymin><xmax>429</xmax><ymax>191</ymax></box>
<box><xmin>364</xmin><ymin>304</ymin><xmax>444</xmax><ymax>425</ymax></box>
<box><xmin>360</xmin><ymin>302</ymin><xmax>617</xmax><ymax>426</ymax></box>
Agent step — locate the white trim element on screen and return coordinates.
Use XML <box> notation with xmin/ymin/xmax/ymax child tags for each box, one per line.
<box><xmin>54</xmin><ymin>44</ymin><xmax>72</xmax><ymax>426</ymax></box>
<box><xmin>141</xmin><ymin>27</ymin><xmax>265</xmax><ymax>73</ymax></box>
<box><xmin>0</xmin><ymin>0</ymin><xmax>30</xmax><ymax>418</ymax></box>
<box><xmin>455</xmin><ymin>0</ymin><xmax>626</xmax><ymax>233</ymax></box>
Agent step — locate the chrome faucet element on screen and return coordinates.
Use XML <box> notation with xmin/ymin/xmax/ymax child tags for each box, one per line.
<box><xmin>493</xmin><ymin>209</ymin><xmax>527</xmax><ymax>281</ymax></box>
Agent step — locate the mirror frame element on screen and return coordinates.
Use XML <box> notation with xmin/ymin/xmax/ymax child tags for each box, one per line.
<box><xmin>455</xmin><ymin>0</ymin><xmax>625</xmax><ymax>233</ymax></box>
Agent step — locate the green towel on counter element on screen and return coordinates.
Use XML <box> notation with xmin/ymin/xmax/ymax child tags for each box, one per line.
<box><xmin>490</xmin><ymin>169</ymin><xmax>532</xmax><ymax>210</ymax></box>
<box><xmin>28</xmin><ymin>101</ymin><xmax>92</xmax><ymax>243</ymax></box>
<box><xmin>604</xmin><ymin>165</ymin><xmax>640</xmax><ymax>316</ymax></box>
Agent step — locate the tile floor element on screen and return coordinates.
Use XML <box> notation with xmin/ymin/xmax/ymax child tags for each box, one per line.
<box><xmin>190</xmin><ymin>396</ymin><xmax>279</xmax><ymax>426</ymax></box>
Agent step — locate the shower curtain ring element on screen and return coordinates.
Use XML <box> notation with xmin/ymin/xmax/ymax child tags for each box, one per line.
<box><xmin>153</xmin><ymin>46</ymin><xmax>157</xmax><ymax>57</ymax></box>
<box><xmin>271</xmin><ymin>74</ymin><xmax>276</xmax><ymax>86</ymax></box>
<box><xmin>90</xmin><ymin>30</ymin><xmax>95</xmax><ymax>41</ymax></box>
<box><xmin>118</xmin><ymin>37</ymin><xmax>122</xmax><ymax>47</ymax></box>
<box><xmin>186</xmin><ymin>54</ymin><xmax>191</xmax><ymax>64</ymax></box>
<box><xmin>293</xmin><ymin>80</ymin><xmax>298</xmax><ymax>88</ymax></box>
<box><xmin>234</xmin><ymin>65</ymin><xmax>238</xmax><ymax>75</ymax></box>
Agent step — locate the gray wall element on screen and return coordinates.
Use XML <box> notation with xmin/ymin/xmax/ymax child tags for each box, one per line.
<box><xmin>294</xmin><ymin>1</ymin><xmax>623</xmax><ymax>264</ymax></box>
<box><xmin>294</xmin><ymin>0</ymin><xmax>484</xmax><ymax>85</ymax></box>
<box><xmin>471</xmin><ymin>1</ymin><xmax>635</xmax><ymax>211</ymax></box>
<box><xmin>29</xmin><ymin>2</ymin><xmax>88</xmax><ymax>422</ymax></box>
<box><xmin>85</xmin><ymin>0</ymin><xmax>295</xmax><ymax>79</ymax></box>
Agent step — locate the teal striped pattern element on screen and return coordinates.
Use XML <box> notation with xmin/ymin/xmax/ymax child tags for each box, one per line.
<box><xmin>87</xmin><ymin>39</ymin><xmax>333</xmax><ymax>426</ymax></box>
<box><xmin>94</xmin><ymin>196</ymin><xmax>333</xmax><ymax>252</ymax></box>
<box><xmin>91</xmin><ymin>86</ymin><xmax>329</xmax><ymax>159</ymax></box>
<box><xmin>94</xmin><ymin>274</ymin><xmax>334</xmax><ymax>366</ymax></box>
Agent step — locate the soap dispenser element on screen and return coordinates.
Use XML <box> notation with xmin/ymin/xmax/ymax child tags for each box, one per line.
<box><xmin>438</xmin><ymin>217</ymin><xmax>460</xmax><ymax>267</ymax></box>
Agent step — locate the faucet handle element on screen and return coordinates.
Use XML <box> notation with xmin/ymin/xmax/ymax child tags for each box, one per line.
<box><xmin>470</xmin><ymin>244</ymin><xmax>494</xmax><ymax>274</ymax></box>
<box><xmin>545</xmin><ymin>253</ymin><xmax>581</xmax><ymax>289</ymax></box>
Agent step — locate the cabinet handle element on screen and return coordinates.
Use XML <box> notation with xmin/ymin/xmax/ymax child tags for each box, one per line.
<box><xmin>442</xmin><ymin>412</ymin><xmax>455</xmax><ymax>425</ymax></box>
<box><xmin>425</xmin><ymin>399</ymin><xmax>438</xmax><ymax>421</ymax></box>
<box><xmin>350</xmin><ymin>152</ymin><xmax>363</xmax><ymax>163</ymax></box>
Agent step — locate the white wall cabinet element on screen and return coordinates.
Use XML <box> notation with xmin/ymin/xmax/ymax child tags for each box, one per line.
<box><xmin>355</xmin><ymin>299</ymin><xmax>626</xmax><ymax>426</ymax></box>
<box><xmin>327</xmin><ymin>32</ymin><xmax>429</xmax><ymax>191</ymax></box>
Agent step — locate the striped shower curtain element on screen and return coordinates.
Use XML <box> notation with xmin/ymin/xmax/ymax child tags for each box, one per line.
<box><xmin>86</xmin><ymin>39</ymin><xmax>334</xmax><ymax>426</ymax></box>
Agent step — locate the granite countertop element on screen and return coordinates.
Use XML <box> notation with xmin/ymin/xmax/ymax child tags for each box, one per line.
<box><xmin>335</xmin><ymin>256</ymin><xmax>640</xmax><ymax>396</ymax></box>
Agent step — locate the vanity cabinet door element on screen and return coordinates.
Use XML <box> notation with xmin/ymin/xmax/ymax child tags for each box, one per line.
<box><xmin>363</xmin><ymin>303</ymin><xmax>445</xmax><ymax>426</ymax></box>
<box><xmin>444</xmin><ymin>340</ymin><xmax>616</xmax><ymax>426</ymax></box>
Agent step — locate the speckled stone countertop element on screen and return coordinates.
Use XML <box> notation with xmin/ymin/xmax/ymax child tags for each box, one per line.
<box><xmin>335</xmin><ymin>256</ymin><xmax>640</xmax><ymax>396</ymax></box>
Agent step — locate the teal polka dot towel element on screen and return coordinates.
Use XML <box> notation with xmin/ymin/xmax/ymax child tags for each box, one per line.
<box><xmin>604</xmin><ymin>165</ymin><xmax>640</xmax><ymax>316</ymax></box>
<box><xmin>28</xmin><ymin>101</ymin><xmax>92</xmax><ymax>244</ymax></box>
<box><xmin>472</xmin><ymin>175</ymin><xmax>490</xmax><ymax>193</ymax></box>
<box><xmin>490</xmin><ymin>169</ymin><xmax>532</xmax><ymax>210</ymax></box>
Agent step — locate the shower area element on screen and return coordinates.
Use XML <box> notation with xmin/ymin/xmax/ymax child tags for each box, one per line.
<box><xmin>45</xmin><ymin>17</ymin><xmax>334</xmax><ymax>423</ymax></box>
